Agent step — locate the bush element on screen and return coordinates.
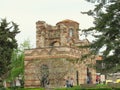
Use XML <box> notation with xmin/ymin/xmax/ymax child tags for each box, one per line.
<box><xmin>6</xmin><ymin>88</ymin><xmax>44</xmax><ymax>90</ymax></box>
<box><xmin>0</xmin><ymin>87</ymin><xmax>6</xmax><ymax>90</ymax></box>
<box><xmin>80</xmin><ymin>84</ymin><xmax>96</xmax><ymax>88</ymax></box>
<box><xmin>107</xmin><ymin>83</ymin><xmax>120</xmax><ymax>88</ymax></box>
<box><xmin>96</xmin><ymin>84</ymin><xmax>109</xmax><ymax>88</ymax></box>
<box><xmin>55</xmin><ymin>86</ymin><xmax>81</xmax><ymax>90</ymax></box>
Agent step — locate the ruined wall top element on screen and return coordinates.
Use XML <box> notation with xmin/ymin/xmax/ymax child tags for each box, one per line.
<box><xmin>36</xmin><ymin>19</ymin><xmax>80</xmax><ymax>48</ymax></box>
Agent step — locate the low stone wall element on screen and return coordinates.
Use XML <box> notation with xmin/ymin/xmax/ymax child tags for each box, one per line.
<box><xmin>108</xmin><ymin>83</ymin><xmax>120</xmax><ymax>88</ymax></box>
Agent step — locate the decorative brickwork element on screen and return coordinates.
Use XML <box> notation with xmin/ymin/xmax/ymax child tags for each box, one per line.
<box><xmin>24</xmin><ymin>19</ymin><xmax>96</xmax><ymax>88</ymax></box>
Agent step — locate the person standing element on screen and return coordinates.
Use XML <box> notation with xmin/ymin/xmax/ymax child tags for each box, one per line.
<box><xmin>70</xmin><ymin>78</ymin><xmax>74</xmax><ymax>87</ymax></box>
<box><xmin>66</xmin><ymin>77</ymin><xmax>70</xmax><ymax>87</ymax></box>
<box><xmin>16</xmin><ymin>78</ymin><xmax>21</xmax><ymax>87</ymax></box>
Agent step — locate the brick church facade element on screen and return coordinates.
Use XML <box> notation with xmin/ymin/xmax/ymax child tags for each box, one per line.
<box><xmin>24</xmin><ymin>19</ymin><xmax>96</xmax><ymax>88</ymax></box>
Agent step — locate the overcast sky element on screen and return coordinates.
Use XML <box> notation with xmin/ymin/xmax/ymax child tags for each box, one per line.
<box><xmin>0</xmin><ymin>0</ymin><xmax>95</xmax><ymax>47</ymax></box>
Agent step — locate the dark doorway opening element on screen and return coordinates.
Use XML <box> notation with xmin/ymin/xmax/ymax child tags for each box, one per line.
<box><xmin>40</xmin><ymin>64</ymin><xmax>49</xmax><ymax>87</ymax></box>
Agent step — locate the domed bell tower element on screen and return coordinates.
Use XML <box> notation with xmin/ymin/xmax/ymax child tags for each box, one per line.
<box><xmin>56</xmin><ymin>19</ymin><xmax>79</xmax><ymax>46</ymax></box>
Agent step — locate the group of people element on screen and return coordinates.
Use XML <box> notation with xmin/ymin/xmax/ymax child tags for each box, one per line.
<box><xmin>65</xmin><ymin>77</ymin><xmax>74</xmax><ymax>88</ymax></box>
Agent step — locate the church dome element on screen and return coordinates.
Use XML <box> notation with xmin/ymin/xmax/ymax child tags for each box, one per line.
<box><xmin>56</xmin><ymin>19</ymin><xmax>79</xmax><ymax>25</ymax></box>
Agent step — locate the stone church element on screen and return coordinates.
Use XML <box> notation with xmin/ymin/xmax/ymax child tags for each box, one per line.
<box><xmin>24</xmin><ymin>19</ymin><xmax>96</xmax><ymax>88</ymax></box>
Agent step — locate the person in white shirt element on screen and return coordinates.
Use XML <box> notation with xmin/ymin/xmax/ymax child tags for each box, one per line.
<box><xmin>70</xmin><ymin>78</ymin><xmax>74</xmax><ymax>87</ymax></box>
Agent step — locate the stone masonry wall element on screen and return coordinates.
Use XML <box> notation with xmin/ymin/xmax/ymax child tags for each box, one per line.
<box><xmin>24</xmin><ymin>19</ymin><xmax>96</xmax><ymax>88</ymax></box>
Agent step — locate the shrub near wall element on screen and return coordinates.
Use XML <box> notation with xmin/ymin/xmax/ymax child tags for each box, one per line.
<box><xmin>54</xmin><ymin>85</ymin><xmax>120</xmax><ymax>90</ymax></box>
<box><xmin>55</xmin><ymin>86</ymin><xmax>90</xmax><ymax>90</ymax></box>
<box><xmin>22</xmin><ymin>88</ymin><xmax>44</xmax><ymax>90</ymax></box>
<box><xmin>5</xmin><ymin>87</ymin><xmax>120</xmax><ymax>90</ymax></box>
<box><xmin>107</xmin><ymin>83</ymin><xmax>120</xmax><ymax>88</ymax></box>
<box><xmin>55</xmin><ymin>88</ymin><xmax>119</xmax><ymax>90</ymax></box>
<box><xmin>6</xmin><ymin>88</ymin><xmax>45</xmax><ymax>90</ymax></box>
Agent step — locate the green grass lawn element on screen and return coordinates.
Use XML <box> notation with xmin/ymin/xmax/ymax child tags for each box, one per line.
<box><xmin>3</xmin><ymin>84</ymin><xmax>120</xmax><ymax>90</ymax></box>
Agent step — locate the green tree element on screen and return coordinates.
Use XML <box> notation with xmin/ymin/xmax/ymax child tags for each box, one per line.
<box><xmin>7</xmin><ymin>39</ymin><xmax>32</xmax><ymax>87</ymax></box>
<box><xmin>19</xmin><ymin>39</ymin><xmax>32</xmax><ymax>50</ymax></box>
<box><xmin>86</xmin><ymin>0</ymin><xmax>111</xmax><ymax>4</ymax></box>
<box><xmin>83</xmin><ymin>0</ymin><xmax>120</xmax><ymax>73</ymax></box>
<box><xmin>8</xmin><ymin>49</ymin><xmax>24</xmax><ymax>86</ymax></box>
<box><xmin>0</xmin><ymin>19</ymin><xmax>20</xmax><ymax>84</ymax></box>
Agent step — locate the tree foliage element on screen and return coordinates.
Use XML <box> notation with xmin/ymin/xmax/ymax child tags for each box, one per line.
<box><xmin>84</xmin><ymin>0</ymin><xmax>120</xmax><ymax>73</ymax></box>
<box><xmin>19</xmin><ymin>39</ymin><xmax>32</xmax><ymax>50</ymax></box>
<box><xmin>8</xmin><ymin>49</ymin><xmax>24</xmax><ymax>80</ymax></box>
<box><xmin>86</xmin><ymin>0</ymin><xmax>113</xmax><ymax>4</ymax></box>
<box><xmin>7</xmin><ymin>39</ymin><xmax>32</xmax><ymax>87</ymax></box>
<box><xmin>0</xmin><ymin>19</ymin><xmax>20</xmax><ymax>80</ymax></box>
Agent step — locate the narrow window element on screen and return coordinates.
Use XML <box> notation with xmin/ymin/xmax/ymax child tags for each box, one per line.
<box><xmin>69</xmin><ymin>28</ymin><xmax>73</xmax><ymax>37</ymax></box>
<box><xmin>76</xmin><ymin>70</ymin><xmax>79</xmax><ymax>85</ymax></box>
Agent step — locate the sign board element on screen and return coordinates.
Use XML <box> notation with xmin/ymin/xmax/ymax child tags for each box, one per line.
<box><xmin>100</xmin><ymin>74</ymin><xmax>105</xmax><ymax>82</ymax></box>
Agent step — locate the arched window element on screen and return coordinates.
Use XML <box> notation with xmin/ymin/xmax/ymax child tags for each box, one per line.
<box><xmin>69</xmin><ymin>28</ymin><xmax>73</xmax><ymax>37</ymax></box>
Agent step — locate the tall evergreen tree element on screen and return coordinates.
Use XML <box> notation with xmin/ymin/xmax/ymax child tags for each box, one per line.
<box><xmin>83</xmin><ymin>0</ymin><xmax>120</xmax><ymax>73</ymax></box>
<box><xmin>0</xmin><ymin>19</ymin><xmax>20</xmax><ymax>82</ymax></box>
<box><xmin>86</xmin><ymin>0</ymin><xmax>112</xmax><ymax>4</ymax></box>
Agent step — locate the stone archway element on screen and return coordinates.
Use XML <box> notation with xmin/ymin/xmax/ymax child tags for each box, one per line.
<box><xmin>49</xmin><ymin>41</ymin><xmax>60</xmax><ymax>46</ymax></box>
